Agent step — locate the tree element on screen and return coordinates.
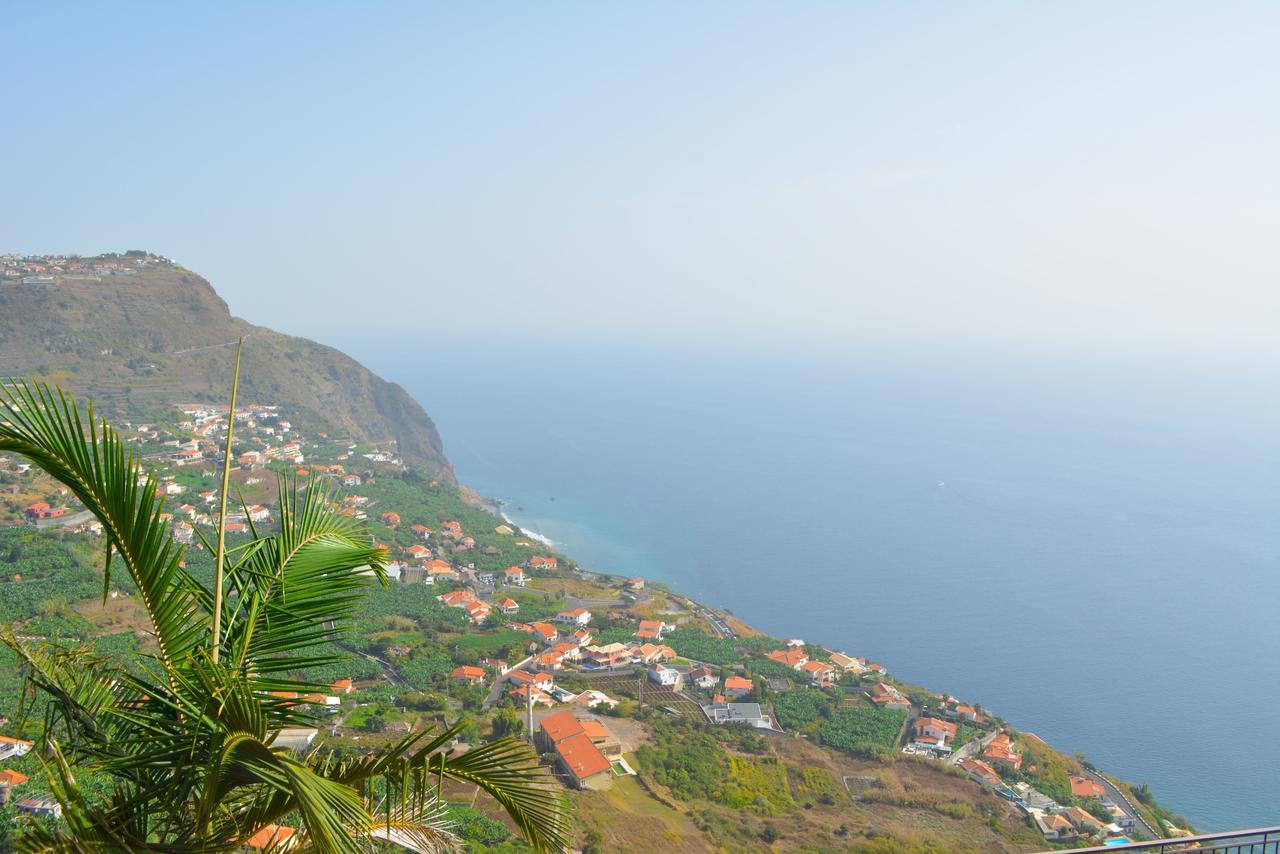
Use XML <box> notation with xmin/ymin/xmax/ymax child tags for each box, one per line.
<box><xmin>491</xmin><ymin>707</ymin><xmax>525</xmax><ymax>741</ymax></box>
<box><xmin>0</xmin><ymin>379</ymin><xmax>570</xmax><ymax>853</ymax></box>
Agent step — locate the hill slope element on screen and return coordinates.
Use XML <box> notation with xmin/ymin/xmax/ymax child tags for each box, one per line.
<box><xmin>0</xmin><ymin>261</ymin><xmax>453</xmax><ymax>480</ymax></box>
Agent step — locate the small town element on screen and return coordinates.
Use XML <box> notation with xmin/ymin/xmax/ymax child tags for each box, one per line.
<box><xmin>0</xmin><ymin>384</ymin><xmax>1190</xmax><ymax>851</ymax></box>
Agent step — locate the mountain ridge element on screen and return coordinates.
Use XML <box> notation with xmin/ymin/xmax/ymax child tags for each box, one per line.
<box><xmin>0</xmin><ymin>258</ymin><xmax>454</xmax><ymax>480</ymax></box>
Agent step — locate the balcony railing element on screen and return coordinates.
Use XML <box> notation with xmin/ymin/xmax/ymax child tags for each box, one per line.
<box><xmin>1054</xmin><ymin>826</ymin><xmax>1280</xmax><ymax>854</ymax></box>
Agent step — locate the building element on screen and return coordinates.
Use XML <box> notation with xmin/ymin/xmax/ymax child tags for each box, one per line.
<box><xmin>331</xmin><ymin>678</ymin><xmax>355</xmax><ymax>695</ymax></box>
<box><xmin>554</xmin><ymin>607</ymin><xmax>592</xmax><ymax>627</ymax></box>
<box><xmin>911</xmin><ymin>717</ymin><xmax>958</xmax><ymax>747</ymax></box>
<box><xmin>724</xmin><ymin>675</ymin><xmax>754</xmax><ymax>698</ymax></box>
<box><xmin>635</xmin><ymin>619</ymin><xmax>666</xmax><ymax>640</ymax></box>
<box><xmin>1034</xmin><ymin>812</ymin><xmax>1076</xmax><ymax>842</ymax></box>
<box><xmin>689</xmin><ymin>666</ymin><xmax>717</xmax><ymax>690</ymax></box>
<box><xmin>800</xmin><ymin>660</ymin><xmax>837</xmax><ymax>686</ymax></box>
<box><xmin>702</xmin><ymin>702</ymin><xmax>776</xmax><ymax>730</ymax></box>
<box><xmin>498</xmin><ymin>597</ymin><xmax>520</xmax><ymax>614</ymax></box>
<box><xmin>531</xmin><ymin>622</ymin><xmax>560</xmax><ymax>645</ymax></box>
<box><xmin>868</xmin><ymin>682</ymin><xmax>911</xmax><ymax>710</ymax></box>
<box><xmin>827</xmin><ymin>651</ymin><xmax>868</xmax><ymax>673</ymax></box>
<box><xmin>244</xmin><ymin>823</ymin><xmax>298</xmax><ymax>850</ymax></box>
<box><xmin>582</xmin><ymin>642</ymin><xmax>633</xmax><ymax>668</ymax></box>
<box><xmin>0</xmin><ymin>735</ymin><xmax>34</xmax><ymax>760</ymax></box>
<box><xmin>537</xmin><ymin>710</ymin><xmax>613</xmax><ymax>790</ymax></box>
<box><xmin>1062</xmin><ymin>805</ymin><xmax>1104</xmax><ymax>834</ymax></box>
<box><xmin>767</xmin><ymin>648</ymin><xmax>809</xmax><ymax>670</ymax></box>
<box><xmin>528</xmin><ymin>555</ymin><xmax>558</xmax><ymax>571</ymax></box>
<box><xmin>981</xmin><ymin>734</ymin><xmax>1023</xmax><ymax>771</ymax></box>
<box><xmin>451</xmin><ymin>666</ymin><xmax>486</xmax><ymax>685</ymax></box>
<box><xmin>503</xmin><ymin>566</ymin><xmax>526</xmax><ymax>587</ymax></box>
<box><xmin>15</xmin><ymin>798</ymin><xmax>61</xmax><ymax>818</ymax></box>
<box><xmin>0</xmin><ymin>769</ymin><xmax>29</xmax><ymax>787</ymax></box>
<box><xmin>625</xmin><ymin>577</ymin><xmax>645</xmax><ymax>591</ymax></box>
<box><xmin>1069</xmin><ymin>775</ymin><xmax>1107</xmax><ymax>800</ymax></box>
<box><xmin>959</xmin><ymin>758</ymin><xmax>1003</xmax><ymax>788</ymax></box>
<box><xmin>648</xmin><ymin>664</ymin><xmax>682</xmax><ymax>687</ymax></box>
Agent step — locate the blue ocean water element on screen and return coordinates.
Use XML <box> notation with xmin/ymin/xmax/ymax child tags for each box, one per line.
<box><xmin>354</xmin><ymin>340</ymin><xmax>1280</xmax><ymax>831</ymax></box>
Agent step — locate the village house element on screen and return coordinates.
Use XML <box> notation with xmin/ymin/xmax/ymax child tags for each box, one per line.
<box><xmin>426</xmin><ymin>559</ymin><xmax>458</xmax><ymax>580</ymax></box>
<box><xmin>724</xmin><ymin>675</ymin><xmax>754</xmax><ymax>698</ymax></box>
<box><xmin>571</xmin><ymin>628</ymin><xmax>593</xmax><ymax>646</ymax></box>
<box><xmin>582</xmin><ymin>642</ymin><xmax>633</xmax><ymax>668</ymax></box>
<box><xmin>531</xmin><ymin>622</ymin><xmax>560</xmax><ymax>645</ymax></box>
<box><xmin>689</xmin><ymin>666</ymin><xmax>717</xmax><ymax>690</ymax></box>
<box><xmin>767</xmin><ymin>648</ymin><xmax>809</xmax><ymax>670</ymax></box>
<box><xmin>528</xmin><ymin>555</ymin><xmax>558</xmax><ymax>571</ymax></box>
<box><xmin>1034</xmin><ymin>812</ymin><xmax>1077</xmax><ymax>842</ymax></box>
<box><xmin>247</xmin><ymin>505</ymin><xmax>271</xmax><ymax>523</ymax></box>
<box><xmin>498</xmin><ymin>597</ymin><xmax>520</xmax><ymax>615</ymax></box>
<box><xmin>536</xmin><ymin>650</ymin><xmax>565</xmax><ymax>671</ymax></box>
<box><xmin>960</xmin><ymin>758</ymin><xmax>1003</xmax><ymax>788</ymax></box>
<box><xmin>463</xmin><ymin>600</ymin><xmax>492</xmax><ymax>624</ymax></box>
<box><xmin>24</xmin><ymin>501</ymin><xmax>66</xmax><ymax>521</ymax></box>
<box><xmin>1062</xmin><ymin>805</ymin><xmax>1104</xmax><ymax>835</ymax></box>
<box><xmin>632</xmin><ymin>643</ymin><xmax>676</xmax><ymax>665</ymax></box>
<box><xmin>868</xmin><ymin>682</ymin><xmax>911</xmax><ymax>710</ymax></box>
<box><xmin>571</xmin><ymin>690</ymin><xmax>618</xmax><ymax>709</ymax></box>
<box><xmin>827</xmin><ymin>651</ymin><xmax>869</xmax><ymax>673</ymax></box>
<box><xmin>453</xmin><ymin>665</ymin><xmax>486</xmax><ymax>686</ymax></box>
<box><xmin>552</xmin><ymin>641</ymin><xmax>582</xmax><ymax>663</ymax></box>
<box><xmin>15</xmin><ymin>798</ymin><xmax>62</xmax><ymax>819</ymax></box>
<box><xmin>407</xmin><ymin>544</ymin><xmax>432</xmax><ymax>560</ymax></box>
<box><xmin>537</xmin><ymin>710</ymin><xmax>613</xmax><ymax>791</ymax></box>
<box><xmin>648</xmin><ymin>664</ymin><xmax>682</xmax><ymax>688</ymax></box>
<box><xmin>503</xmin><ymin>566</ymin><xmax>526</xmax><ymax>586</ymax></box>
<box><xmin>981</xmin><ymin>734</ymin><xmax>1023</xmax><ymax>770</ymax></box>
<box><xmin>553</xmin><ymin>607</ymin><xmax>592</xmax><ymax>627</ymax></box>
<box><xmin>801</xmin><ymin>660</ymin><xmax>838</xmax><ymax>686</ymax></box>
<box><xmin>341</xmin><ymin>474</ymin><xmax>361</xmax><ymax>487</ymax></box>
<box><xmin>625</xmin><ymin>577</ymin><xmax>645</xmax><ymax>591</ymax></box>
<box><xmin>702</xmin><ymin>702</ymin><xmax>776</xmax><ymax>730</ymax></box>
<box><xmin>912</xmin><ymin>716</ymin><xmax>958</xmax><ymax>747</ymax></box>
<box><xmin>330</xmin><ymin>678</ymin><xmax>355</xmax><ymax>695</ymax></box>
<box><xmin>379</xmin><ymin>511</ymin><xmax>400</xmax><ymax>528</ymax></box>
<box><xmin>244</xmin><ymin>823</ymin><xmax>298</xmax><ymax>850</ymax></box>
<box><xmin>1069</xmin><ymin>775</ymin><xmax>1106</xmax><ymax>799</ymax></box>
<box><xmin>410</xmin><ymin>524</ymin><xmax>432</xmax><ymax>540</ymax></box>
<box><xmin>634</xmin><ymin>619</ymin><xmax>667</xmax><ymax>640</ymax></box>
<box><xmin>438</xmin><ymin>590</ymin><xmax>477</xmax><ymax>608</ymax></box>
<box><xmin>0</xmin><ymin>735</ymin><xmax>34</xmax><ymax>760</ymax></box>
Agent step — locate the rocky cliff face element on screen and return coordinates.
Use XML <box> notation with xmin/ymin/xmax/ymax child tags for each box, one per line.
<box><xmin>0</xmin><ymin>263</ymin><xmax>454</xmax><ymax>481</ymax></box>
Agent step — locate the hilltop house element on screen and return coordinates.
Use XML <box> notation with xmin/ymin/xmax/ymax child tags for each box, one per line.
<box><xmin>767</xmin><ymin>648</ymin><xmax>809</xmax><ymax>670</ymax></box>
<box><xmin>1069</xmin><ymin>775</ymin><xmax>1106</xmax><ymax>799</ymax></box>
<box><xmin>912</xmin><ymin>717</ymin><xmax>958</xmax><ymax>747</ymax></box>
<box><xmin>981</xmin><ymin>734</ymin><xmax>1023</xmax><ymax>771</ymax></box>
<box><xmin>537</xmin><ymin>710</ymin><xmax>613</xmax><ymax>791</ymax></box>
<box><xmin>648</xmin><ymin>664</ymin><xmax>682</xmax><ymax>687</ymax></box>
<box><xmin>554</xmin><ymin>607</ymin><xmax>592</xmax><ymax>627</ymax></box>
<box><xmin>528</xmin><ymin>555</ymin><xmax>557</xmax><ymax>571</ymax></box>
<box><xmin>724</xmin><ymin>675</ymin><xmax>754</xmax><ymax>698</ymax></box>
<box><xmin>800</xmin><ymin>660</ymin><xmax>837</xmax><ymax>686</ymax></box>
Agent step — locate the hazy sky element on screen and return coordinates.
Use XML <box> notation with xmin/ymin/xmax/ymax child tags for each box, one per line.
<box><xmin>4</xmin><ymin>3</ymin><xmax>1278</xmax><ymax>353</ymax></box>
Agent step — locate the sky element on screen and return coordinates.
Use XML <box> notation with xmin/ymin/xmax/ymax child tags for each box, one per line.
<box><xmin>4</xmin><ymin>2</ymin><xmax>1279</xmax><ymax>356</ymax></box>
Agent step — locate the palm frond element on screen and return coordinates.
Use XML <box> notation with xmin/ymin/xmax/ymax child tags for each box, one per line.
<box><xmin>0</xmin><ymin>379</ymin><xmax>210</xmax><ymax>670</ymax></box>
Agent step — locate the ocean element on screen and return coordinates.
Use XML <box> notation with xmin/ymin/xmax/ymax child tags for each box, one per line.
<box><xmin>351</xmin><ymin>338</ymin><xmax>1280</xmax><ymax>831</ymax></box>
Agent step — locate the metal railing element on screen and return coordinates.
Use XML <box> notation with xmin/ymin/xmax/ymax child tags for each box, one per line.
<box><xmin>1053</xmin><ymin>826</ymin><xmax>1280</xmax><ymax>853</ymax></box>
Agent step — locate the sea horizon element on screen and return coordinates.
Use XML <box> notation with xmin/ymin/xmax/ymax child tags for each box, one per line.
<box><xmin>343</xmin><ymin>337</ymin><xmax>1280</xmax><ymax>832</ymax></box>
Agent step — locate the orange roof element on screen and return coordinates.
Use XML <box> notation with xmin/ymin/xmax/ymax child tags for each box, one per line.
<box><xmin>505</xmin><ymin>565</ymin><xmax>524</xmax><ymax>575</ymax></box>
<box><xmin>724</xmin><ymin>675</ymin><xmax>753</xmax><ymax>691</ymax></box>
<box><xmin>1069</xmin><ymin>775</ymin><xmax>1106</xmax><ymax>799</ymax></box>
<box><xmin>580</xmin><ymin>719</ymin><xmax>611</xmax><ymax>740</ymax></box>
<box><xmin>801</xmin><ymin>660</ymin><xmax>834</xmax><ymax>674</ymax></box>
<box><xmin>0</xmin><ymin>769</ymin><xmax>29</xmax><ymax>786</ymax></box>
<box><xmin>451</xmin><ymin>666</ymin><xmax>485</xmax><ymax>680</ymax></box>
<box><xmin>539</xmin><ymin>709</ymin><xmax>585</xmax><ymax>743</ymax></box>
<box><xmin>0</xmin><ymin>735</ymin><xmax>34</xmax><ymax>747</ymax></box>
<box><xmin>554</xmin><ymin>731</ymin><xmax>612</xmax><ymax>781</ymax></box>
<box><xmin>531</xmin><ymin>622</ymin><xmax>558</xmax><ymax>638</ymax></box>
<box><xmin>767</xmin><ymin>649</ymin><xmax>807</xmax><ymax>667</ymax></box>
<box><xmin>246</xmin><ymin>823</ymin><xmax>297</xmax><ymax>849</ymax></box>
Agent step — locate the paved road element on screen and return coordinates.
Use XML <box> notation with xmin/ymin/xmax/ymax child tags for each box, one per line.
<box><xmin>947</xmin><ymin>728</ymin><xmax>999</xmax><ymax>765</ymax></box>
<box><xmin>1085</xmin><ymin>768</ymin><xmax>1159</xmax><ymax>839</ymax></box>
<box><xmin>35</xmin><ymin>509</ymin><xmax>94</xmax><ymax>530</ymax></box>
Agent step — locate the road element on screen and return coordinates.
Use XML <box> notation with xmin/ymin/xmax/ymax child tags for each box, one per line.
<box><xmin>35</xmin><ymin>509</ymin><xmax>93</xmax><ymax>530</ymax></box>
<box><xmin>483</xmin><ymin>655</ymin><xmax>532</xmax><ymax>709</ymax></box>
<box><xmin>947</xmin><ymin>728</ymin><xmax>1000</xmax><ymax>765</ymax></box>
<box><xmin>170</xmin><ymin>333</ymin><xmax>251</xmax><ymax>356</ymax></box>
<box><xmin>1085</xmin><ymin>768</ymin><xmax>1159</xmax><ymax>839</ymax></box>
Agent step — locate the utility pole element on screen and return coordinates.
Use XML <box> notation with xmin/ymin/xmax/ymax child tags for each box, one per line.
<box><xmin>526</xmin><ymin>685</ymin><xmax>535</xmax><ymax>746</ymax></box>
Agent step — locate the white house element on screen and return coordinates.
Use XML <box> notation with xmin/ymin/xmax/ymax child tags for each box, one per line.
<box><xmin>648</xmin><ymin>664</ymin><xmax>681</xmax><ymax>687</ymax></box>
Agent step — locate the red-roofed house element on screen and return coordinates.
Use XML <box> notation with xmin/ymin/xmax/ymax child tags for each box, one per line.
<box><xmin>801</xmin><ymin>660</ymin><xmax>837</xmax><ymax>686</ymax></box>
<box><xmin>528</xmin><ymin>555</ymin><xmax>558</xmax><ymax>571</ymax></box>
<box><xmin>634</xmin><ymin>619</ymin><xmax>667</xmax><ymax>640</ymax></box>
<box><xmin>531</xmin><ymin>622</ymin><xmax>559</xmax><ymax>645</ymax></box>
<box><xmin>981</xmin><ymin>734</ymin><xmax>1023</xmax><ymax>770</ymax></box>
<box><xmin>767</xmin><ymin>649</ymin><xmax>809</xmax><ymax>670</ymax></box>
<box><xmin>498</xmin><ymin>597</ymin><xmax>520</xmax><ymax>614</ymax></box>
<box><xmin>1069</xmin><ymin>775</ymin><xmax>1106</xmax><ymax>800</ymax></box>
<box><xmin>451</xmin><ymin>666</ymin><xmax>486</xmax><ymax>685</ymax></box>
<box><xmin>912</xmin><ymin>717</ymin><xmax>958</xmax><ymax>746</ymax></box>
<box><xmin>245</xmin><ymin>823</ymin><xmax>298</xmax><ymax>850</ymax></box>
<box><xmin>960</xmin><ymin>758</ymin><xmax>1003</xmax><ymax>789</ymax></box>
<box><xmin>503</xmin><ymin>566</ymin><xmax>526</xmax><ymax>587</ymax></box>
<box><xmin>554</xmin><ymin>607</ymin><xmax>592</xmax><ymax>627</ymax></box>
<box><xmin>724</xmin><ymin>675</ymin><xmax>754</xmax><ymax>698</ymax></box>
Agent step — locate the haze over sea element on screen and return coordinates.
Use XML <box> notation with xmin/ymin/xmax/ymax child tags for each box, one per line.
<box><xmin>352</xmin><ymin>339</ymin><xmax>1280</xmax><ymax>831</ymax></box>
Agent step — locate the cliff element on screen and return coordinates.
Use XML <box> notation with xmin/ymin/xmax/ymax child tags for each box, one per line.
<box><xmin>0</xmin><ymin>261</ymin><xmax>454</xmax><ymax>481</ymax></box>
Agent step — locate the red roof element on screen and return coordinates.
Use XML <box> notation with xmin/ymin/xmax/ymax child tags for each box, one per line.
<box><xmin>554</xmin><ymin>731</ymin><xmax>612</xmax><ymax>781</ymax></box>
<box><xmin>246</xmin><ymin>824</ymin><xmax>297</xmax><ymax>849</ymax></box>
<box><xmin>540</xmin><ymin>709</ymin><xmax>585</xmax><ymax>743</ymax></box>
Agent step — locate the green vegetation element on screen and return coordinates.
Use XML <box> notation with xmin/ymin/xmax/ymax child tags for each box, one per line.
<box><xmin>818</xmin><ymin>707</ymin><xmax>908</xmax><ymax>757</ymax></box>
<box><xmin>773</xmin><ymin>689</ymin><xmax>835</xmax><ymax>732</ymax></box>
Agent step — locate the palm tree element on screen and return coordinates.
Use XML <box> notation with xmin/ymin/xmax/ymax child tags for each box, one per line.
<box><xmin>0</xmin><ymin>377</ymin><xmax>569</xmax><ymax>852</ymax></box>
